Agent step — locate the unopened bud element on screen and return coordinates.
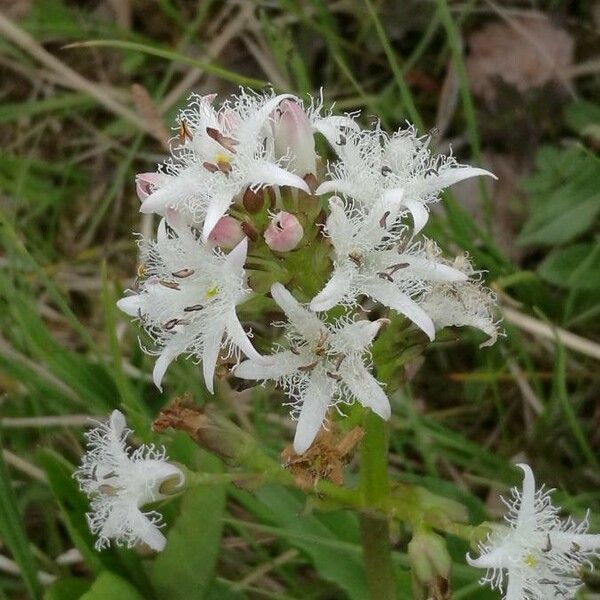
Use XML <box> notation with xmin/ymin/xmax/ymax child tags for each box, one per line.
<box><xmin>264</xmin><ymin>211</ymin><xmax>304</xmax><ymax>252</ymax></box>
<box><xmin>408</xmin><ymin>530</ymin><xmax>451</xmax><ymax>585</ymax></box>
<box><xmin>272</xmin><ymin>99</ymin><xmax>317</xmax><ymax>176</ymax></box>
<box><xmin>242</xmin><ymin>186</ymin><xmax>274</xmax><ymax>213</ymax></box>
<box><xmin>135</xmin><ymin>172</ymin><xmax>162</xmax><ymax>202</ymax></box>
<box><xmin>207</xmin><ymin>216</ymin><xmax>245</xmax><ymax>249</ymax></box>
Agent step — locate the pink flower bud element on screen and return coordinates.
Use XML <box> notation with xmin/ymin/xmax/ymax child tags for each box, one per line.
<box><xmin>207</xmin><ymin>216</ymin><xmax>246</xmax><ymax>249</ymax></box>
<box><xmin>264</xmin><ymin>212</ymin><xmax>304</xmax><ymax>252</ymax></box>
<box><xmin>272</xmin><ymin>100</ymin><xmax>316</xmax><ymax>176</ymax></box>
<box><xmin>135</xmin><ymin>172</ymin><xmax>162</xmax><ymax>202</ymax></box>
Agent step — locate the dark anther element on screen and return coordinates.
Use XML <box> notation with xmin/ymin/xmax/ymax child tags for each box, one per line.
<box><xmin>203</xmin><ymin>161</ymin><xmax>219</xmax><ymax>173</ymax></box>
<box><xmin>172</xmin><ymin>268</ymin><xmax>195</xmax><ymax>278</ymax></box>
<box><xmin>387</xmin><ymin>262</ymin><xmax>410</xmax><ymax>275</ymax></box>
<box><xmin>164</xmin><ymin>318</ymin><xmax>179</xmax><ymax>330</ymax></box>
<box><xmin>381</xmin><ymin>165</ymin><xmax>392</xmax><ymax>176</ymax></box>
<box><xmin>184</xmin><ymin>304</ymin><xmax>204</xmax><ymax>312</ymax></box>
<box><xmin>160</xmin><ymin>280</ymin><xmax>181</xmax><ymax>290</ymax></box>
<box><xmin>326</xmin><ymin>371</ymin><xmax>342</xmax><ymax>381</ymax></box>
<box><xmin>178</xmin><ymin>119</ymin><xmax>193</xmax><ymax>143</ymax></box>
<box><xmin>298</xmin><ymin>361</ymin><xmax>318</xmax><ymax>372</ymax></box>
<box><xmin>377</xmin><ymin>271</ymin><xmax>394</xmax><ymax>282</ymax></box>
<box><xmin>379</xmin><ymin>210</ymin><xmax>390</xmax><ymax>229</ymax></box>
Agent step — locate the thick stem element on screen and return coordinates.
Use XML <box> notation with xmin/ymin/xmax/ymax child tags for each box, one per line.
<box><xmin>359</xmin><ymin>410</ymin><xmax>397</xmax><ymax>600</ymax></box>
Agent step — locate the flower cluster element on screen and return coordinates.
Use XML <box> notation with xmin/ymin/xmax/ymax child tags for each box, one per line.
<box><xmin>119</xmin><ymin>88</ymin><xmax>499</xmax><ymax>454</ymax></box>
<box><xmin>468</xmin><ymin>464</ymin><xmax>600</xmax><ymax>599</ymax></box>
<box><xmin>74</xmin><ymin>410</ymin><xmax>184</xmax><ymax>552</ymax></box>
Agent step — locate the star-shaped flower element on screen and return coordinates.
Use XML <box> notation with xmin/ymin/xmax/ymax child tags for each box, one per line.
<box><xmin>235</xmin><ymin>283</ymin><xmax>390</xmax><ymax>454</ymax></box>
<box><xmin>316</xmin><ymin>125</ymin><xmax>495</xmax><ymax>234</ymax></box>
<box><xmin>310</xmin><ymin>195</ymin><xmax>468</xmax><ymax>340</ymax></box>
<box><xmin>117</xmin><ymin>218</ymin><xmax>261</xmax><ymax>392</ymax></box>
<box><xmin>467</xmin><ymin>464</ymin><xmax>600</xmax><ymax>600</ymax></box>
<box><xmin>74</xmin><ymin>410</ymin><xmax>184</xmax><ymax>552</ymax></box>
<box><xmin>139</xmin><ymin>90</ymin><xmax>311</xmax><ymax>240</ymax></box>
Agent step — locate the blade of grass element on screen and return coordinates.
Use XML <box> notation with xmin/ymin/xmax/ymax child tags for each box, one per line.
<box><xmin>0</xmin><ymin>431</ymin><xmax>43</xmax><ymax>599</ymax></box>
<box><xmin>64</xmin><ymin>40</ymin><xmax>269</xmax><ymax>90</ymax></box>
<box><xmin>553</xmin><ymin>343</ymin><xmax>600</xmax><ymax>471</ymax></box>
<box><xmin>362</xmin><ymin>0</ymin><xmax>424</xmax><ymax>131</ymax></box>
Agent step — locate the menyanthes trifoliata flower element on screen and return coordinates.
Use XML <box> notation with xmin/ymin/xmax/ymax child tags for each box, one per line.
<box><xmin>310</xmin><ymin>194</ymin><xmax>469</xmax><ymax>340</ymax></box>
<box><xmin>316</xmin><ymin>125</ymin><xmax>496</xmax><ymax>234</ymax></box>
<box><xmin>117</xmin><ymin>217</ymin><xmax>262</xmax><ymax>392</ymax></box>
<box><xmin>235</xmin><ymin>283</ymin><xmax>390</xmax><ymax>454</ymax></box>
<box><xmin>74</xmin><ymin>410</ymin><xmax>184</xmax><ymax>552</ymax></box>
<box><xmin>467</xmin><ymin>463</ymin><xmax>600</xmax><ymax>600</ymax></box>
<box><xmin>138</xmin><ymin>90</ymin><xmax>314</xmax><ymax>240</ymax></box>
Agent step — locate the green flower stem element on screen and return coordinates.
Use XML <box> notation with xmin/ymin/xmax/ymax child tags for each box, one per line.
<box><xmin>359</xmin><ymin>411</ymin><xmax>397</xmax><ymax>600</ymax></box>
<box><xmin>180</xmin><ymin>407</ymin><xmax>482</xmax><ymax>545</ymax></box>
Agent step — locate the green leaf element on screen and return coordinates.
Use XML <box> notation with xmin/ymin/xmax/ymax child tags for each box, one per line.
<box><xmin>235</xmin><ymin>484</ymin><xmax>370</xmax><ymax>600</ymax></box>
<box><xmin>538</xmin><ymin>243</ymin><xmax>600</xmax><ymax>291</ymax></box>
<box><xmin>44</xmin><ymin>577</ymin><xmax>91</xmax><ymax>600</ymax></box>
<box><xmin>565</xmin><ymin>99</ymin><xmax>600</xmax><ymax>144</ymax></box>
<box><xmin>80</xmin><ymin>572</ymin><xmax>145</xmax><ymax>600</ymax></box>
<box><xmin>517</xmin><ymin>146</ymin><xmax>600</xmax><ymax>246</ymax></box>
<box><xmin>150</xmin><ymin>454</ymin><xmax>226</xmax><ymax>599</ymax></box>
<box><xmin>0</xmin><ymin>432</ymin><xmax>43</xmax><ymax>599</ymax></box>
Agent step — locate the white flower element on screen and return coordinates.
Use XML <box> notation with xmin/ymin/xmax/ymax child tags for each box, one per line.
<box><xmin>139</xmin><ymin>90</ymin><xmax>310</xmax><ymax>240</ymax></box>
<box><xmin>74</xmin><ymin>410</ymin><xmax>184</xmax><ymax>552</ymax></box>
<box><xmin>419</xmin><ymin>257</ymin><xmax>500</xmax><ymax>347</ymax></box>
<box><xmin>316</xmin><ymin>125</ymin><xmax>495</xmax><ymax>234</ymax></box>
<box><xmin>467</xmin><ymin>464</ymin><xmax>600</xmax><ymax>600</ymax></box>
<box><xmin>117</xmin><ymin>218</ymin><xmax>262</xmax><ymax>392</ymax></box>
<box><xmin>310</xmin><ymin>195</ymin><xmax>468</xmax><ymax>340</ymax></box>
<box><xmin>234</xmin><ymin>283</ymin><xmax>390</xmax><ymax>454</ymax></box>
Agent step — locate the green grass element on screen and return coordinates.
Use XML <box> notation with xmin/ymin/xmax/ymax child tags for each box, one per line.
<box><xmin>1</xmin><ymin>1</ymin><xmax>599</xmax><ymax>598</ymax></box>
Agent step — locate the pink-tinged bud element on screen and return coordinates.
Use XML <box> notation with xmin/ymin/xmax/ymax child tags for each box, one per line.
<box><xmin>264</xmin><ymin>212</ymin><xmax>304</xmax><ymax>252</ymax></box>
<box><xmin>207</xmin><ymin>216</ymin><xmax>246</xmax><ymax>249</ymax></box>
<box><xmin>272</xmin><ymin>100</ymin><xmax>316</xmax><ymax>176</ymax></box>
<box><xmin>135</xmin><ymin>172</ymin><xmax>162</xmax><ymax>202</ymax></box>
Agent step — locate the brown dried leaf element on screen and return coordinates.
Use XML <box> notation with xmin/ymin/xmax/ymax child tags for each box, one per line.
<box><xmin>281</xmin><ymin>425</ymin><xmax>363</xmax><ymax>490</ymax></box>
<box><xmin>467</xmin><ymin>14</ymin><xmax>574</xmax><ymax>103</ymax></box>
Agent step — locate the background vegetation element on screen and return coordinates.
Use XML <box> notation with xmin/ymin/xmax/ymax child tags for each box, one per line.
<box><xmin>0</xmin><ymin>0</ymin><xmax>599</xmax><ymax>598</ymax></box>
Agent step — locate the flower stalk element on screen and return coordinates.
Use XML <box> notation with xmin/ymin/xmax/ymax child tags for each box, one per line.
<box><xmin>359</xmin><ymin>410</ymin><xmax>397</xmax><ymax>600</ymax></box>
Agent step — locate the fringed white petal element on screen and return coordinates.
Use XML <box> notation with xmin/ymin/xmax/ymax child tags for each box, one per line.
<box><xmin>313</xmin><ymin>115</ymin><xmax>359</xmax><ymax>149</ymax></box>
<box><xmin>235</xmin><ymin>351</ymin><xmax>308</xmax><ymax>381</ymax></box>
<box><xmin>129</xmin><ymin>509</ymin><xmax>167</xmax><ymax>552</ymax></box>
<box><xmin>425</xmin><ymin>166</ymin><xmax>496</xmax><ymax>195</ymax></box>
<box><xmin>117</xmin><ymin>295</ymin><xmax>140</xmax><ymax>317</ymax></box>
<box><xmin>504</xmin><ymin>571</ymin><xmax>524</xmax><ymax>600</ymax></box>
<box><xmin>225</xmin><ymin>311</ymin><xmax>261</xmax><ymax>361</ymax></box>
<box><xmin>202</xmin><ymin>324</ymin><xmax>225</xmax><ymax>394</ymax></box>
<box><xmin>310</xmin><ymin>269</ymin><xmax>352</xmax><ymax>312</ymax></box>
<box><xmin>331</xmin><ymin>320</ymin><xmax>384</xmax><ymax>353</ymax></box>
<box><xmin>315</xmin><ymin>179</ymin><xmax>357</xmax><ymax>198</ymax></box>
<box><xmin>293</xmin><ymin>370</ymin><xmax>333</xmax><ymax>454</ymax></box>
<box><xmin>516</xmin><ymin>463</ymin><xmax>537</xmax><ymax>529</ymax></box>
<box><xmin>396</xmin><ymin>255</ymin><xmax>469</xmax><ymax>282</ymax></box>
<box><xmin>153</xmin><ymin>346</ymin><xmax>180</xmax><ymax>392</ymax></box>
<box><xmin>402</xmin><ymin>197</ymin><xmax>429</xmax><ymax>235</ymax></box>
<box><xmin>339</xmin><ymin>361</ymin><xmax>390</xmax><ymax>420</ymax></box>
<box><xmin>271</xmin><ymin>283</ymin><xmax>324</xmax><ymax>341</ymax></box>
<box><xmin>202</xmin><ymin>193</ymin><xmax>234</xmax><ymax>242</ymax></box>
<box><xmin>364</xmin><ymin>279</ymin><xmax>435</xmax><ymax>341</ymax></box>
<box><xmin>248</xmin><ymin>162</ymin><xmax>310</xmax><ymax>194</ymax></box>
<box><xmin>224</xmin><ymin>237</ymin><xmax>248</xmax><ymax>272</ymax></box>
